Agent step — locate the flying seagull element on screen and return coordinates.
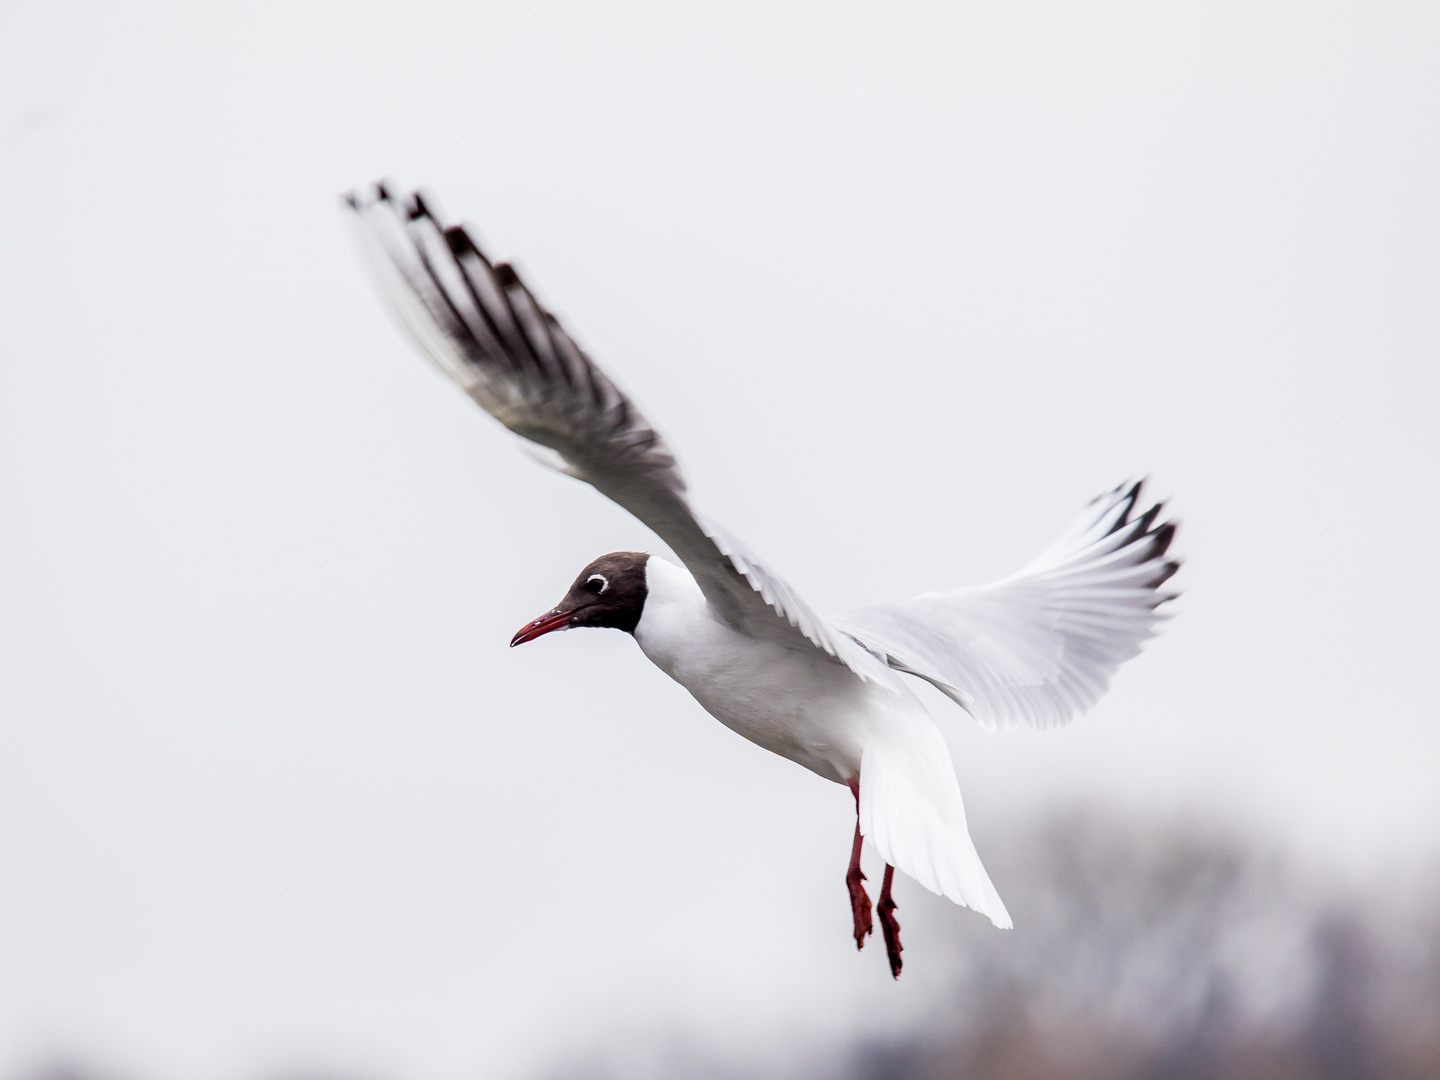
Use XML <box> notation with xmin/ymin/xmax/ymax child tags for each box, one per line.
<box><xmin>344</xmin><ymin>182</ymin><xmax>1180</xmax><ymax>979</ymax></box>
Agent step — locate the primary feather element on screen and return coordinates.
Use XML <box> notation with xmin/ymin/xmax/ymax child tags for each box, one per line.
<box><xmin>832</xmin><ymin>480</ymin><xmax>1180</xmax><ymax>732</ymax></box>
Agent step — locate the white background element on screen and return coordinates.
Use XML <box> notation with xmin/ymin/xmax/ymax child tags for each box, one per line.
<box><xmin>1</xmin><ymin>2</ymin><xmax>1436</xmax><ymax>1078</ymax></box>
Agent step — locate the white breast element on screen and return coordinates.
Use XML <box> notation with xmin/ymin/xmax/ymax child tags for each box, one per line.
<box><xmin>633</xmin><ymin>557</ymin><xmax>888</xmax><ymax>783</ymax></box>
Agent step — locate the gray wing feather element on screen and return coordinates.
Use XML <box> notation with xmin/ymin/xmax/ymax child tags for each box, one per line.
<box><xmin>346</xmin><ymin>182</ymin><xmax>875</xmax><ymax>677</ymax></box>
<box><xmin>832</xmin><ymin>480</ymin><xmax>1180</xmax><ymax>730</ymax></box>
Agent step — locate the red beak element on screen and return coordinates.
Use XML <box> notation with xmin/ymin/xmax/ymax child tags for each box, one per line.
<box><xmin>510</xmin><ymin>607</ymin><xmax>575</xmax><ymax>647</ymax></box>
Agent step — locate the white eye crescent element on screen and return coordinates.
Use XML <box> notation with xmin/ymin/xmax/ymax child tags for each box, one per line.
<box><xmin>586</xmin><ymin>574</ymin><xmax>609</xmax><ymax>594</ymax></box>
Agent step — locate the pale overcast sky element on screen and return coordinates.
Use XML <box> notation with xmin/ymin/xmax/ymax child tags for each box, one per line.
<box><xmin>1</xmin><ymin>2</ymin><xmax>1437</xmax><ymax>1078</ymax></box>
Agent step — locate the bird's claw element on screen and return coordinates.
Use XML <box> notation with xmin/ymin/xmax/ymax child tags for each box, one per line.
<box><xmin>878</xmin><ymin>891</ymin><xmax>903</xmax><ymax>978</ymax></box>
<box><xmin>847</xmin><ymin>868</ymin><xmax>873</xmax><ymax>948</ymax></box>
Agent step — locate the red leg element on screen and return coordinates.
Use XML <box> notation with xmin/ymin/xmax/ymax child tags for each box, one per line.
<box><xmin>878</xmin><ymin>863</ymin><xmax>903</xmax><ymax>979</ymax></box>
<box><xmin>845</xmin><ymin>778</ymin><xmax>872</xmax><ymax>949</ymax></box>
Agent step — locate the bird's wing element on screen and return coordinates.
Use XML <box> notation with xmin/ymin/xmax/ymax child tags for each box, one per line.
<box><xmin>345</xmin><ymin>182</ymin><xmax>876</xmax><ymax>678</ymax></box>
<box><xmin>831</xmin><ymin>480</ymin><xmax>1180</xmax><ymax>731</ymax></box>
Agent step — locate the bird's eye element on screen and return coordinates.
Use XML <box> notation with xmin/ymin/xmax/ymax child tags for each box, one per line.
<box><xmin>586</xmin><ymin>574</ymin><xmax>609</xmax><ymax>594</ymax></box>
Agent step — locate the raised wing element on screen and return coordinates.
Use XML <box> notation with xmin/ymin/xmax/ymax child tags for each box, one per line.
<box><xmin>832</xmin><ymin>480</ymin><xmax>1180</xmax><ymax>731</ymax></box>
<box><xmin>345</xmin><ymin>182</ymin><xmax>875</xmax><ymax>677</ymax></box>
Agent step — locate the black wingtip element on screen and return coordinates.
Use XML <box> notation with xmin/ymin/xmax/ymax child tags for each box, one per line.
<box><xmin>407</xmin><ymin>189</ymin><xmax>435</xmax><ymax>222</ymax></box>
<box><xmin>1105</xmin><ymin>481</ymin><xmax>1144</xmax><ymax>536</ymax></box>
<box><xmin>1148</xmin><ymin>521</ymin><xmax>1178</xmax><ymax>559</ymax></box>
<box><xmin>1150</xmin><ymin>560</ymin><xmax>1182</xmax><ymax>589</ymax></box>
<box><xmin>1135</xmin><ymin>500</ymin><xmax>1165</xmax><ymax>533</ymax></box>
<box><xmin>341</xmin><ymin>190</ymin><xmax>360</xmax><ymax>211</ymax></box>
<box><xmin>494</xmin><ymin>261</ymin><xmax>520</xmax><ymax>288</ymax></box>
<box><xmin>374</xmin><ymin>178</ymin><xmax>396</xmax><ymax>202</ymax></box>
<box><xmin>443</xmin><ymin>223</ymin><xmax>475</xmax><ymax>256</ymax></box>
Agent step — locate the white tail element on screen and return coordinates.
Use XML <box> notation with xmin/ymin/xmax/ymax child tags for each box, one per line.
<box><xmin>858</xmin><ymin>719</ymin><xmax>1012</xmax><ymax>928</ymax></box>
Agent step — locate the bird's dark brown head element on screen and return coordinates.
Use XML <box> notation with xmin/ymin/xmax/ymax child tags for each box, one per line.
<box><xmin>510</xmin><ymin>551</ymin><xmax>650</xmax><ymax>646</ymax></box>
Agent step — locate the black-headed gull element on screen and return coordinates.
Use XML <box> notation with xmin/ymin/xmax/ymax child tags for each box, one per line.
<box><xmin>345</xmin><ymin>183</ymin><xmax>1180</xmax><ymax>978</ymax></box>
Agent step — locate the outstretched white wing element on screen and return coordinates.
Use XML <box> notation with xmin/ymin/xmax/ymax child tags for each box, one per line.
<box><xmin>345</xmin><ymin>182</ymin><xmax>875</xmax><ymax>677</ymax></box>
<box><xmin>832</xmin><ymin>481</ymin><xmax>1180</xmax><ymax>731</ymax></box>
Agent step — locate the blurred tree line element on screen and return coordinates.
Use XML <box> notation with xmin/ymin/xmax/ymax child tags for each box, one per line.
<box><xmin>553</xmin><ymin>810</ymin><xmax>1440</xmax><ymax>1080</ymax></box>
<box><xmin>831</xmin><ymin>812</ymin><xmax>1440</xmax><ymax>1080</ymax></box>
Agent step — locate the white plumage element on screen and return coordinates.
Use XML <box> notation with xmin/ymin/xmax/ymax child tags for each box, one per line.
<box><xmin>833</xmin><ymin>479</ymin><xmax>1178</xmax><ymax>732</ymax></box>
<box><xmin>344</xmin><ymin>182</ymin><xmax>1179</xmax><ymax>969</ymax></box>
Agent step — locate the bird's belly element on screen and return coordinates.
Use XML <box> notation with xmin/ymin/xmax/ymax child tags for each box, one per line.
<box><xmin>635</xmin><ymin>615</ymin><xmax>871</xmax><ymax>784</ymax></box>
